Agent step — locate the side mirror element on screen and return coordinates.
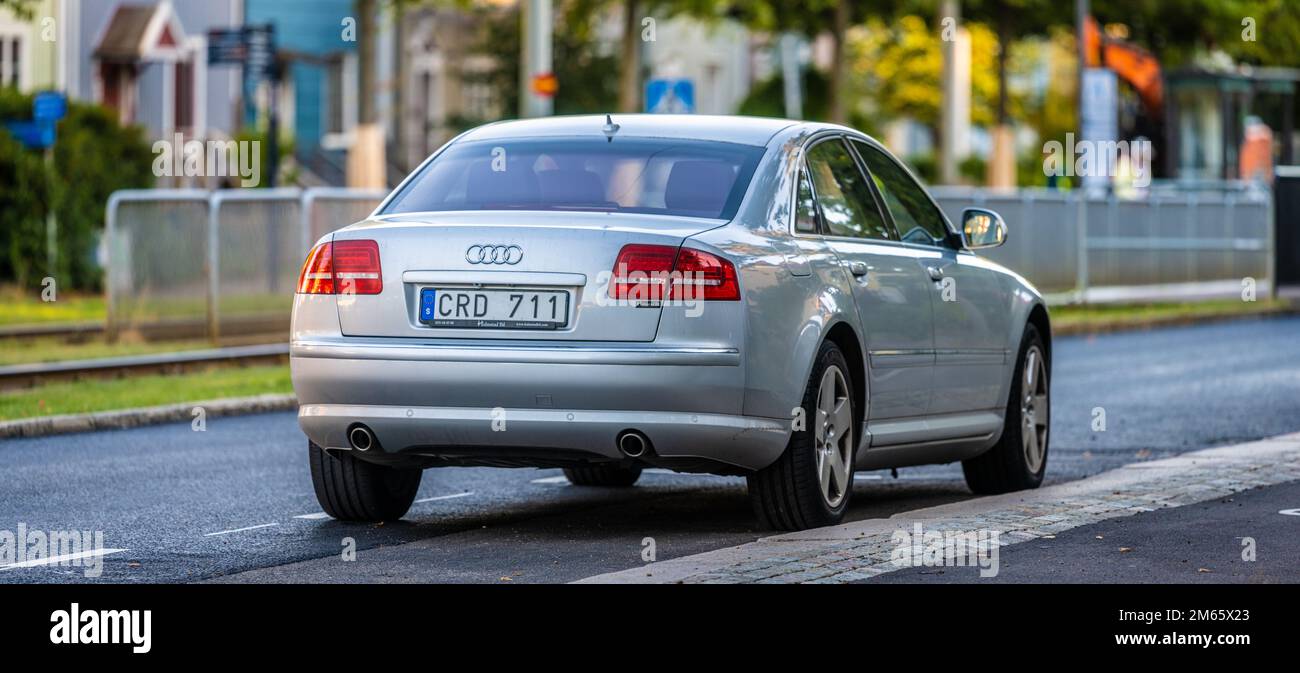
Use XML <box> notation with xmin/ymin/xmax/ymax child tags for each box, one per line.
<box><xmin>961</xmin><ymin>208</ymin><xmax>1007</xmax><ymax>250</ymax></box>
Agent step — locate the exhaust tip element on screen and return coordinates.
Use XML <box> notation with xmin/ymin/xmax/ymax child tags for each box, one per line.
<box><xmin>348</xmin><ymin>425</ymin><xmax>375</xmax><ymax>452</ymax></box>
<box><xmin>617</xmin><ymin>430</ymin><xmax>650</xmax><ymax>458</ymax></box>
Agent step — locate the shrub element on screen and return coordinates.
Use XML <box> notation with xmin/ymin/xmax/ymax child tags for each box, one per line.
<box><xmin>0</xmin><ymin>87</ymin><xmax>154</xmax><ymax>290</ymax></box>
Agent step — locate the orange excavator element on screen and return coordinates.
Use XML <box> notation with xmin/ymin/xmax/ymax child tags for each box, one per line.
<box><xmin>1083</xmin><ymin>16</ymin><xmax>1164</xmax><ymax>117</ymax></box>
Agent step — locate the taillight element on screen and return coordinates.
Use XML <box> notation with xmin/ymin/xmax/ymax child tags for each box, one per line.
<box><xmin>607</xmin><ymin>244</ymin><xmax>739</xmax><ymax>302</ymax></box>
<box><xmin>296</xmin><ymin>240</ymin><xmax>383</xmax><ymax>295</ymax></box>
<box><xmin>297</xmin><ymin>242</ymin><xmax>334</xmax><ymax>294</ymax></box>
<box><xmin>608</xmin><ymin>244</ymin><xmax>677</xmax><ymax>301</ymax></box>
<box><xmin>671</xmin><ymin>247</ymin><xmax>740</xmax><ymax>301</ymax></box>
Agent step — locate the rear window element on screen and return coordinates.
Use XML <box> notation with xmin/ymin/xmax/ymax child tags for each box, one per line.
<box><xmin>381</xmin><ymin>137</ymin><xmax>765</xmax><ymax>220</ymax></box>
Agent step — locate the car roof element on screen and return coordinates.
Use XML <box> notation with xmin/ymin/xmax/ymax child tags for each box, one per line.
<box><xmin>456</xmin><ymin>114</ymin><xmax>800</xmax><ymax>147</ymax></box>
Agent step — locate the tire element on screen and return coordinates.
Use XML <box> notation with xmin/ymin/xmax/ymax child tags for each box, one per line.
<box><xmin>308</xmin><ymin>441</ymin><xmax>422</xmax><ymax>522</ymax></box>
<box><xmin>963</xmin><ymin>323</ymin><xmax>1050</xmax><ymax>494</ymax></box>
<box><xmin>748</xmin><ymin>341</ymin><xmax>857</xmax><ymax>531</ymax></box>
<box><xmin>563</xmin><ymin>464</ymin><xmax>642</xmax><ymax>487</ymax></box>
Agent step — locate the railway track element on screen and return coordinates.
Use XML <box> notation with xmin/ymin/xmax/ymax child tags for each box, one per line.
<box><xmin>0</xmin><ymin>343</ymin><xmax>290</xmax><ymax>391</ymax></box>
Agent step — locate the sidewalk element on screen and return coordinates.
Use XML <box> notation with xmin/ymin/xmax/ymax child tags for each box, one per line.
<box><xmin>576</xmin><ymin>434</ymin><xmax>1300</xmax><ymax>584</ymax></box>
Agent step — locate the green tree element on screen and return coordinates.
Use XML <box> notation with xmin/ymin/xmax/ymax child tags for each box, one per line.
<box><xmin>0</xmin><ymin>89</ymin><xmax>154</xmax><ymax>289</ymax></box>
<box><xmin>0</xmin><ymin>0</ymin><xmax>36</xmax><ymax>18</ymax></box>
<box><xmin>954</xmin><ymin>0</ymin><xmax>1066</xmax><ymax>128</ymax></box>
<box><xmin>1093</xmin><ymin>0</ymin><xmax>1300</xmax><ymax>68</ymax></box>
<box><xmin>847</xmin><ymin>15</ymin><xmax>1004</xmax><ymax>131</ymax></box>
<box><xmin>726</xmin><ymin>0</ymin><xmax>906</xmax><ymax>123</ymax></box>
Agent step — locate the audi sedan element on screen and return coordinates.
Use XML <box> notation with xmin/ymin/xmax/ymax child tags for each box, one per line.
<box><xmin>291</xmin><ymin>115</ymin><xmax>1051</xmax><ymax>531</ymax></box>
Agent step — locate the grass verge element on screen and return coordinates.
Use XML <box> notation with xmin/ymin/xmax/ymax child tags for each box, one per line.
<box><xmin>0</xmin><ymin>285</ymin><xmax>105</xmax><ymax>327</ymax></box>
<box><xmin>1051</xmin><ymin>298</ymin><xmax>1293</xmax><ymax>333</ymax></box>
<box><xmin>0</xmin><ymin>365</ymin><xmax>292</xmax><ymax>422</ymax></box>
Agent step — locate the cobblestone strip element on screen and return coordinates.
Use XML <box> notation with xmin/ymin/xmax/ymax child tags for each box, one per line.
<box><xmin>678</xmin><ymin>450</ymin><xmax>1300</xmax><ymax>584</ymax></box>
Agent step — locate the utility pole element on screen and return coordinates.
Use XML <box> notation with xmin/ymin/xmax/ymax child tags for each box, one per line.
<box><xmin>939</xmin><ymin>0</ymin><xmax>970</xmax><ymax>185</ymax></box>
<box><xmin>1075</xmin><ymin>0</ymin><xmax>1090</xmax><ymax>302</ymax></box>
<box><xmin>779</xmin><ymin>33</ymin><xmax>802</xmax><ymax>120</ymax></box>
<box><xmin>520</xmin><ymin>0</ymin><xmax>554</xmax><ymax>118</ymax></box>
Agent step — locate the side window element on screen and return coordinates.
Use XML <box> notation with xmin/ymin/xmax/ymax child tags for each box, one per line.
<box><xmin>794</xmin><ymin>167</ymin><xmax>819</xmax><ymax>233</ymax></box>
<box><xmin>853</xmin><ymin>140</ymin><xmax>951</xmax><ymax>247</ymax></box>
<box><xmin>804</xmin><ymin>139</ymin><xmax>893</xmax><ymax>241</ymax></box>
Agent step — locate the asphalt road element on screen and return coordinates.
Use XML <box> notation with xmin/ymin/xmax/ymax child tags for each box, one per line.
<box><xmin>866</xmin><ymin>480</ymin><xmax>1300</xmax><ymax>583</ymax></box>
<box><xmin>2</xmin><ymin>316</ymin><xmax>1299</xmax><ymax>583</ymax></box>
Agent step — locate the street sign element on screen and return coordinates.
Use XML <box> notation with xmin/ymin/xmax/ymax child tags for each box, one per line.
<box><xmin>531</xmin><ymin>73</ymin><xmax>558</xmax><ymax>98</ymax></box>
<box><xmin>208</xmin><ymin>25</ymin><xmax>276</xmax><ymax>81</ymax></box>
<box><xmin>33</xmin><ymin>92</ymin><xmax>67</xmax><ymax>122</ymax></box>
<box><xmin>207</xmin><ymin>28</ymin><xmax>248</xmax><ymax>65</ymax></box>
<box><xmin>2</xmin><ymin>91</ymin><xmax>67</xmax><ymax>149</ymax></box>
<box><xmin>1080</xmin><ymin>67</ymin><xmax>1118</xmax><ymax>190</ymax></box>
<box><xmin>243</xmin><ymin>25</ymin><xmax>276</xmax><ymax>81</ymax></box>
<box><xmin>645</xmin><ymin>78</ymin><xmax>695</xmax><ymax>114</ymax></box>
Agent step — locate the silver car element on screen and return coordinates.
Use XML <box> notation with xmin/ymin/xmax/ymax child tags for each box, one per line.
<box><xmin>291</xmin><ymin>115</ymin><xmax>1051</xmax><ymax>531</ymax></box>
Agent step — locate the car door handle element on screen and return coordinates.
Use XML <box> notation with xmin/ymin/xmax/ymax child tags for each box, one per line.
<box><xmin>926</xmin><ymin>265</ymin><xmax>944</xmax><ymax>281</ymax></box>
<box><xmin>849</xmin><ymin>261</ymin><xmax>869</xmax><ymax>277</ymax></box>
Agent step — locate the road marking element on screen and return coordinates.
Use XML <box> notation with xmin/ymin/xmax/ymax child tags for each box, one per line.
<box><xmin>204</xmin><ymin>523</ymin><xmax>278</xmax><ymax>537</ymax></box>
<box><xmin>1279</xmin><ymin>508</ymin><xmax>1300</xmax><ymax>516</ymax></box>
<box><xmin>294</xmin><ymin>512</ymin><xmax>333</xmax><ymax>520</ymax></box>
<box><xmin>531</xmin><ymin>476</ymin><xmax>570</xmax><ymax>484</ymax></box>
<box><xmin>854</xmin><ymin>474</ymin><xmax>884</xmax><ymax>481</ymax></box>
<box><xmin>0</xmin><ymin>548</ymin><xmax>128</xmax><ymax>571</ymax></box>
<box><xmin>414</xmin><ymin>492</ymin><xmax>474</xmax><ymax>504</ymax></box>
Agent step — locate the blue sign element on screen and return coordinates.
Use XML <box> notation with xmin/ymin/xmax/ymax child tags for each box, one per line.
<box><xmin>2</xmin><ymin>91</ymin><xmax>66</xmax><ymax>149</ymax></box>
<box><xmin>3</xmin><ymin>121</ymin><xmax>55</xmax><ymax>149</ymax></box>
<box><xmin>645</xmin><ymin>79</ymin><xmax>695</xmax><ymax>114</ymax></box>
<box><xmin>33</xmin><ymin>92</ymin><xmax>67</xmax><ymax>122</ymax></box>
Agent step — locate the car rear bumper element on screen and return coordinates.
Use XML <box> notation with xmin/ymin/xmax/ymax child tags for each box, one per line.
<box><xmin>291</xmin><ymin>338</ymin><xmax>790</xmax><ymax>472</ymax></box>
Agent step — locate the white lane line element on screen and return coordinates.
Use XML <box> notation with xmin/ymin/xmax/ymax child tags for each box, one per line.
<box><xmin>643</xmin><ymin>469</ymin><xmax>721</xmax><ymax>478</ymax></box>
<box><xmin>531</xmin><ymin>476</ymin><xmax>570</xmax><ymax>484</ymax></box>
<box><xmin>854</xmin><ymin>474</ymin><xmax>883</xmax><ymax>481</ymax></box>
<box><xmin>1</xmin><ymin>548</ymin><xmax>129</xmax><ymax>571</ymax></box>
<box><xmin>294</xmin><ymin>512</ymin><xmax>333</xmax><ymax>520</ymax></box>
<box><xmin>204</xmin><ymin>523</ymin><xmax>278</xmax><ymax>537</ymax></box>
<box><xmin>414</xmin><ymin>492</ymin><xmax>474</xmax><ymax>504</ymax></box>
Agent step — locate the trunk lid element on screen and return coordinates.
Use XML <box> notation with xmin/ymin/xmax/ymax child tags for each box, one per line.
<box><xmin>333</xmin><ymin>211</ymin><xmax>722</xmax><ymax>342</ymax></box>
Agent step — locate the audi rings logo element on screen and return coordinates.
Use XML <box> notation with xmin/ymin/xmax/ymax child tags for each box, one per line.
<box><xmin>466</xmin><ymin>244</ymin><xmax>523</xmax><ymax>265</ymax></box>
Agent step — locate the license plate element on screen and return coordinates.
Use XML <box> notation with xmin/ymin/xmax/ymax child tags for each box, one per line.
<box><xmin>419</xmin><ymin>288</ymin><xmax>570</xmax><ymax>329</ymax></box>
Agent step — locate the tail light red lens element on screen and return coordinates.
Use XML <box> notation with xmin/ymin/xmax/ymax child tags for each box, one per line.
<box><xmin>608</xmin><ymin>244</ymin><xmax>678</xmax><ymax>301</ymax></box>
<box><xmin>296</xmin><ymin>240</ymin><xmax>383</xmax><ymax>295</ymax></box>
<box><xmin>607</xmin><ymin>244</ymin><xmax>739</xmax><ymax>302</ymax></box>
<box><xmin>670</xmin><ymin>247</ymin><xmax>740</xmax><ymax>301</ymax></box>
<box><xmin>297</xmin><ymin>242</ymin><xmax>334</xmax><ymax>294</ymax></box>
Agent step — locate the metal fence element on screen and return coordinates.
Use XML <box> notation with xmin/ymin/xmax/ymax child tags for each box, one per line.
<box><xmin>105</xmin><ymin>188</ymin><xmax>387</xmax><ymax>341</ymax></box>
<box><xmin>105</xmin><ymin>184</ymin><xmax>1274</xmax><ymax>342</ymax></box>
<box><xmin>930</xmin><ymin>186</ymin><xmax>1274</xmax><ymax>303</ymax></box>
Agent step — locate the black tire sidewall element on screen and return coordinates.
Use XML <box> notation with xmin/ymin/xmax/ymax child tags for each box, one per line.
<box><xmin>1007</xmin><ymin>324</ymin><xmax>1049</xmax><ymax>484</ymax></box>
<box><xmin>795</xmin><ymin>342</ymin><xmax>856</xmax><ymax>519</ymax></box>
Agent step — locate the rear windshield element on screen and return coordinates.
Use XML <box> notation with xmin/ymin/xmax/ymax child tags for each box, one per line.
<box><xmin>381</xmin><ymin>137</ymin><xmax>765</xmax><ymax>220</ymax></box>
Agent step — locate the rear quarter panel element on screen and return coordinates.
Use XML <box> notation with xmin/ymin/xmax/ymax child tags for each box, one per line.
<box><xmin>691</xmin><ymin>127</ymin><xmax>865</xmax><ymax>426</ymax></box>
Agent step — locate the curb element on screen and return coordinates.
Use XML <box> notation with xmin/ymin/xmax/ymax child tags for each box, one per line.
<box><xmin>575</xmin><ymin>433</ymin><xmax>1300</xmax><ymax>584</ymax></box>
<box><xmin>0</xmin><ymin>394</ymin><xmax>298</xmax><ymax>439</ymax></box>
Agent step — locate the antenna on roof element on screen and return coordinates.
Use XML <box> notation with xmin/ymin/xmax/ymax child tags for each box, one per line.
<box><xmin>602</xmin><ymin>114</ymin><xmax>620</xmax><ymax>143</ymax></box>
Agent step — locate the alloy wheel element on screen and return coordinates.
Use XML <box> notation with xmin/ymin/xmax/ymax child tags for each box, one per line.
<box><xmin>815</xmin><ymin>365</ymin><xmax>854</xmax><ymax>508</ymax></box>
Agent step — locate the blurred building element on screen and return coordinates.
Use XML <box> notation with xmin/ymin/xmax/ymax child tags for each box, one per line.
<box><xmin>0</xmin><ymin>0</ymin><xmax>60</xmax><ymax>91</ymax></box>
<box><xmin>243</xmin><ymin>0</ymin><xmax>357</xmax><ymax>185</ymax></box>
